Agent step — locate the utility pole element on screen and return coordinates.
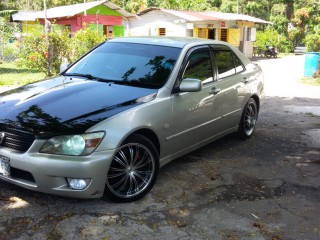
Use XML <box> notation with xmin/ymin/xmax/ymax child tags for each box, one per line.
<box><xmin>44</xmin><ymin>0</ymin><xmax>52</xmax><ymax>76</ymax></box>
<box><xmin>236</xmin><ymin>0</ymin><xmax>239</xmax><ymax>14</ymax></box>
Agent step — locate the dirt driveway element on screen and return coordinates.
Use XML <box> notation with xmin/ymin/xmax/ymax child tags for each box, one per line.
<box><xmin>0</xmin><ymin>55</ymin><xmax>319</xmax><ymax>240</ymax></box>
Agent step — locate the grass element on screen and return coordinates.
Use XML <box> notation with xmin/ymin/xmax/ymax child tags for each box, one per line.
<box><xmin>0</xmin><ymin>62</ymin><xmax>45</xmax><ymax>86</ymax></box>
<box><xmin>300</xmin><ymin>76</ymin><xmax>320</xmax><ymax>86</ymax></box>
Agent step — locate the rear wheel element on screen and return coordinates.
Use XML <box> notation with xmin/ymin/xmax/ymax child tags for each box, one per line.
<box><xmin>105</xmin><ymin>134</ymin><xmax>159</xmax><ymax>202</ymax></box>
<box><xmin>238</xmin><ymin>98</ymin><xmax>258</xmax><ymax>139</ymax></box>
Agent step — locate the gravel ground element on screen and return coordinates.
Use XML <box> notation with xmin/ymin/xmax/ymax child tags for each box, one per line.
<box><xmin>0</xmin><ymin>55</ymin><xmax>319</xmax><ymax>240</ymax></box>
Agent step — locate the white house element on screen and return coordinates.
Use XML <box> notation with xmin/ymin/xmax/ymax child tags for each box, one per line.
<box><xmin>129</xmin><ymin>8</ymin><xmax>271</xmax><ymax>58</ymax></box>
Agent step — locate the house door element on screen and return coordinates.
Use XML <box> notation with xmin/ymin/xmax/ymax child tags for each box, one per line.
<box><xmin>104</xmin><ymin>25</ymin><xmax>114</xmax><ymax>39</ymax></box>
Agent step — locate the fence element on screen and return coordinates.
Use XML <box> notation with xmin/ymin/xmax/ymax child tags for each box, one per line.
<box><xmin>0</xmin><ymin>22</ymin><xmax>46</xmax><ymax>85</ymax></box>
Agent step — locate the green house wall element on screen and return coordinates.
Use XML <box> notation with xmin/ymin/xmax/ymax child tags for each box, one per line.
<box><xmin>85</xmin><ymin>5</ymin><xmax>122</xmax><ymax>16</ymax></box>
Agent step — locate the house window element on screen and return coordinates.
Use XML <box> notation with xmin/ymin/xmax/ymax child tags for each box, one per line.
<box><xmin>158</xmin><ymin>28</ymin><xmax>166</xmax><ymax>36</ymax></box>
<box><xmin>220</xmin><ymin>29</ymin><xmax>228</xmax><ymax>42</ymax></box>
<box><xmin>198</xmin><ymin>28</ymin><xmax>207</xmax><ymax>39</ymax></box>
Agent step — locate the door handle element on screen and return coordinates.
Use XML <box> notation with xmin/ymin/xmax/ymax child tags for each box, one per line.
<box><xmin>209</xmin><ymin>87</ymin><xmax>221</xmax><ymax>95</ymax></box>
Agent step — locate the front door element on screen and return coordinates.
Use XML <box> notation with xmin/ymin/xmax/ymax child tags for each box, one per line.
<box><xmin>167</xmin><ymin>46</ymin><xmax>222</xmax><ymax>152</ymax></box>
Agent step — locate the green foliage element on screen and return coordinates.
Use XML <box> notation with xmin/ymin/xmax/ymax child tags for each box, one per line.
<box><xmin>17</xmin><ymin>25</ymin><xmax>51</xmax><ymax>75</ymax></box>
<box><xmin>0</xmin><ymin>17</ymin><xmax>19</xmax><ymax>39</ymax></box>
<box><xmin>242</xmin><ymin>0</ymin><xmax>270</xmax><ymax>20</ymax></box>
<box><xmin>277</xmin><ymin>37</ymin><xmax>293</xmax><ymax>53</ymax></box>
<box><xmin>179</xmin><ymin>0</ymin><xmax>212</xmax><ymax>11</ymax></box>
<box><xmin>255</xmin><ymin>28</ymin><xmax>279</xmax><ymax>49</ymax></box>
<box><xmin>126</xmin><ymin>0</ymin><xmax>148</xmax><ymax>13</ymax></box>
<box><xmin>270</xmin><ymin>4</ymin><xmax>288</xmax><ymax>35</ymax></box>
<box><xmin>219</xmin><ymin>0</ymin><xmax>236</xmax><ymax>13</ymax></box>
<box><xmin>67</xmin><ymin>24</ymin><xmax>106</xmax><ymax>62</ymax></box>
<box><xmin>0</xmin><ymin>10</ymin><xmax>17</xmax><ymax>17</ymax></box>
<box><xmin>305</xmin><ymin>34</ymin><xmax>320</xmax><ymax>52</ymax></box>
<box><xmin>17</xmin><ymin>23</ymin><xmax>105</xmax><ymax>76</ymax></box>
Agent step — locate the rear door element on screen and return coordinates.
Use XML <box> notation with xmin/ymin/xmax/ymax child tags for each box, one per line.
<box><xmin>210</xmin><ymin>45</ymin><xmax>249</xmax><ymax>130</ymax></box>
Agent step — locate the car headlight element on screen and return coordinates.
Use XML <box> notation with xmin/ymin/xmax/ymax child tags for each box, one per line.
<box><xmin>40</xmin><ymin>132</ymin><xmax>105</xmax><ymax>156</ymax></box>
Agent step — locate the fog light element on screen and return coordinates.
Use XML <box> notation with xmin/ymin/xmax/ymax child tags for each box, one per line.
<box><xmin>67</xmin><ymin>178</ymin><xmax>90</xmax><ymax>190</ymax></box>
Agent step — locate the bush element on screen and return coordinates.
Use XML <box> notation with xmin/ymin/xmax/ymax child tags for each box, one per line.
<box><xmin>255</xmin><ymin>28</ymin><xmax>295</xmax><ymax>53</ymax></box>
<box><xmin>67</xmin><ymin>24</ymin><xmax>106</xmax><ymax>62</ymax></box>
<box><xmin>255</xmin><ymin>28</ymin><xmax>279</xmax><ymax>50</ymax></box>
<box><xmin>3</xmin><ymin>42</ymin><xmax>20</xmax><ymax>62</ymax></box>
<box><xmin>17</xmin><ymin>25</ymin><xmax>50</xmax><ymax>75</ymax></box>
<box><xmin>305</xmin><ymin>34</ymin><xmax>320</xmax><ymax>52</ymax></box>
<box><xmin>277</xmin><ymin>37</ymin><xmax>293</xmax><ymax>53</ymax></box>
<box><xmin>18</xmin><ymin>23</ymin><xmax>106</xmax><ymax>76</ymax></box>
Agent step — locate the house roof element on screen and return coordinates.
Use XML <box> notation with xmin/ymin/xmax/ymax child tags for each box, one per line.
<box><xmin>11</xmin><ymin>0</ymin><xmax>136</xmax><ymax>22</ymax></box>
<box><xmin>138</xmin><ymin>8</ymin><xmax>272</xmax><ymax>24</ymax></box>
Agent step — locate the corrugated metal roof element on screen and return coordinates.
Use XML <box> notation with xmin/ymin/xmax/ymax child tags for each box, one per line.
<box><xmin>11</xmin><ymin>11</ymin><xmax>41</xmax><ymax>21</ymax></box>
<box><xmin>138</xmin><ymin>8</ymin><xmax>272</xmax><ymax>24</ymax></box>
<box><xmin>11</xmin><ymin>0</ymin><xmax>135</xmax><ymax>22</ymax></box>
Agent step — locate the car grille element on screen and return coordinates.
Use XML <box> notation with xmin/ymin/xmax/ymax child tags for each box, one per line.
<box><xmin>0</xmin><ymin>126</ymin><xmax>35</xmax><ymax>152</ymax></box>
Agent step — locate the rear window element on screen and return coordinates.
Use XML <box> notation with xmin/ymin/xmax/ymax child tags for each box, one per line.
<box><xmin>213</xmin><ymin>50</ymin><xmax>245</xmax><ymax>79</ymax></box>
<box><xmin>67</xmin><ymin>42</ymin><xmax>181</xmax><ymax>89</ymax></box>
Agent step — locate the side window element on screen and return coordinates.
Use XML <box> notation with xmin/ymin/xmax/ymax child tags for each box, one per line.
<box><xmin>213</xmin><ymin>50</ymin><xmax>244</xmax><ymax>78</ymax></box>
<box><xmin>182</xmin><ymin>48</ymin><xmax>213</xmax><ymax>84</ymax></box>
<box><xmin>235</xmin><ymin>56</ymin><xmax>245</xmax><ymax>73</ymax></box>
<box><xmin>214</xmin><ymin>51</ymin><xmax>235</xmax><ymax>78</ymax></box>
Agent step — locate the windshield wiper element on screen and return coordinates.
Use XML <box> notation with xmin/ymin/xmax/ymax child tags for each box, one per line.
<box><xmin>63</xmin><ymin>73</ymin><xmax>113</xmax><ymax>83</ymax></box>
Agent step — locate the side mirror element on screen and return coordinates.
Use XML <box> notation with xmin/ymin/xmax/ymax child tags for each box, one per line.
<box><xmin>60</xmin><ymin>63</ymin><xmax>70</xmax><ymax>73</ymax></box>
<box><xmin>179</xmin><ymin>78</ymin><xmax>202</xmax><ymax>92</ymax></box>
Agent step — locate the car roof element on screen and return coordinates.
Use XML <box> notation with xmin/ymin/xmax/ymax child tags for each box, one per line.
<box><xmin>109</xmin><ymin>36</ymin><xmax>227</xmax><ymax>48</ymax></box>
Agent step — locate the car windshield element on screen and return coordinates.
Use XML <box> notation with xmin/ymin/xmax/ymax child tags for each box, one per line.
<box><xmin>65</xmin><ymin>42</ymin><xmax>181</xmax><ymax>89</ymax></box>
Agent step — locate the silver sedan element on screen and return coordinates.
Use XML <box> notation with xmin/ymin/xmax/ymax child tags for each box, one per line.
<box><xmin>0</xmin><ymin>37</ymin><xmax>264</xmax><ymax>202</ymax></box>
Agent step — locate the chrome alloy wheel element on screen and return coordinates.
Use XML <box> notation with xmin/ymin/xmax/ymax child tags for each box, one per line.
<box><xmin>244</xmin><ymin>102</ymin><xmax>257</xmax><ymax>136</ymax></box>
<box><xmin>106</xmin><ymin>142</ymin><xmax>156</xmax><ymax>199</ymax></box>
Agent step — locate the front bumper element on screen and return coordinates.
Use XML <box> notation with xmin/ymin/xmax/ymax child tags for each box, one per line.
<box><xmin>0</xmin><ymin>140</ymin><xmax>115</xmax><ymax>198</ymax></box>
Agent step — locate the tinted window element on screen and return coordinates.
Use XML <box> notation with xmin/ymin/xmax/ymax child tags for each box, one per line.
<box><xmin>235</xmin><ymin>56</ymin><xmax>245</xmax><ymax>73</ymax></box>
<box><xmin>213</xmin><ymin>50</ymin><xmax>244</xmax><ymax>79</ymax></box>
<box><xmin>182</xmin><ymin>48</ymin><xmax>213</xmax><ymax>83</ymax></box>
<box><xmin>213</xmin><ymin>51</ymin><xmax>235</xmax><ymax>78</ymax></box>
<box><xmin>67</xmin><ymin>42</ymin><xmax>181</xmax><ymax>89</ymax></box>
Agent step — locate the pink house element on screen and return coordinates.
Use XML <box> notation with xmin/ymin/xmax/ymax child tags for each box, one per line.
<box><xmin>11</xmin><ymin>0</ymin><xmax>135</xmax><ymax>38</ymax></box>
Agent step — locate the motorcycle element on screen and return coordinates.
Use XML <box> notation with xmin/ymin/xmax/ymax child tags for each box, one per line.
<box><xmin>264</xmin><ymin>45</ymin><xmax>278</xmax><ymax>58</ymax></box>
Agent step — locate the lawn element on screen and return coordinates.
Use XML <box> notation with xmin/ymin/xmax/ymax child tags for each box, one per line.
<box><xmin>0</xmin><ymin>62</ymin><xmax>45</xmax><ymax>86</ymax></box>
<box><xmin>300</xmin><ymin>76</ymin><xmax>320</xmax><ymax>86</ymax></box>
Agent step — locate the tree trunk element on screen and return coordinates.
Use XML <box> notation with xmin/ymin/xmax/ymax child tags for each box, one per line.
<box><xmin>286</xmin><ymin>0</ymin><xmax>294</xmax><ymax>20</ymax></box>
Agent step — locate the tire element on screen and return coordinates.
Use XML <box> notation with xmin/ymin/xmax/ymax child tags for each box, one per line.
<box><xmin>105</xmin><ymin>134</ymin><xmax>159</xmax><ymax>202</ymax></box>
<box><xmin>238</xmin><ymin>98</ymin><xmax>258</xmax><ymax>139</ymax></box>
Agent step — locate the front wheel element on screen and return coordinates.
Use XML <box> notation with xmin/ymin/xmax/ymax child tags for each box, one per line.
<box><xmin>105</xmin><ymin>134</ymin><xmax>159</xmax><ymax>202</ymax></box>
<box><xmin>238</xmin><ymin>98</ymin><xmax>258</xmax><ymax>139</ymax></box>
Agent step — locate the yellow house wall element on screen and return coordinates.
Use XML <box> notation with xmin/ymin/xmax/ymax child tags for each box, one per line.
<box><xmin>22</xmin><ymin>21</ymin><xmax>37</xmax><ymax>33</ymax></box>
<box><xmin>227</xmin><ymin>28</ymin><xmax>240</xmax><ymax>47</ymax></box>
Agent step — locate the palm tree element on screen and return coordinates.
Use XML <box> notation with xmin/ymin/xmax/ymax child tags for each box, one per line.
<box><xmin>0</xmin><ymin>10</ymin><xmax>18</xmax><ymax>17</ymax></box>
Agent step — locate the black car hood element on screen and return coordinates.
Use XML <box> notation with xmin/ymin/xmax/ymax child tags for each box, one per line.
<box><xmin>0</xmin><ymin>76</ymin><xmax>157</xmax><ymax>136</ymax></box>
